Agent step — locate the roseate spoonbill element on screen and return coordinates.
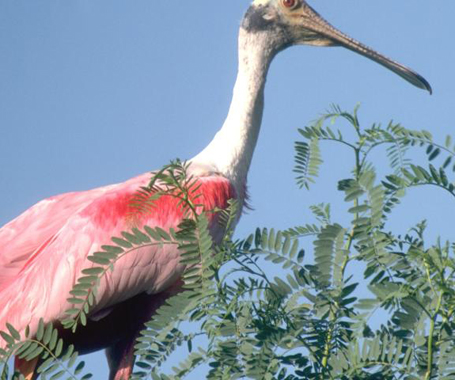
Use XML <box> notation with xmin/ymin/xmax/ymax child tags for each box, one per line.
<box><xmin>0</xmin><ymin>0</ymin><xmax>431</xmax><ymax>378</ymax></box>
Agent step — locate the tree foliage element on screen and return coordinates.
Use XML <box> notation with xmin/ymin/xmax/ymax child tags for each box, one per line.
<box><xmin>1</xmin><ymin>106</ymin><xmax>455</xmax><ymax>379</ymax></box>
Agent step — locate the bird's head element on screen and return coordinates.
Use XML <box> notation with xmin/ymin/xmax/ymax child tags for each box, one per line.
<box><xmin>243</xmin><ymin>0</ymin><xmax>431</xmax><ymax>93</ymax></box>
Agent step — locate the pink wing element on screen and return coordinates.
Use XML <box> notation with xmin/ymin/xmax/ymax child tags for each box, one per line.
<box><xmin>0</xmin><ymin>187</ymin><xmax>113</xmax><ymax>291</ymax></box>
<box><xmin>0</xmin><ymin>172</ymin><xmax>236</xmax><ymax>342</ymax></box>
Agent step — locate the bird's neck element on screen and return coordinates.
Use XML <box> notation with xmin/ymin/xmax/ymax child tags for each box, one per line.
<box><xmin>191</xmin><ymin>28</ymin><xmax>276</xmax><ymax>191</ymax></box>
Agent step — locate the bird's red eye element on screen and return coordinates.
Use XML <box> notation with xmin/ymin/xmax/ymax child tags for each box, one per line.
<box><xmin>282</xmin><ymin>0</ymin><xmax>297</xmax><ymax>9</ymax></box>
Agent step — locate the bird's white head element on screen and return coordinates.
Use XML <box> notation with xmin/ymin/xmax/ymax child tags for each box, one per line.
<box><xmin>191</xmin><ymin>0</ymin><xmax>431</xmax><ymax>208</ymax></box>
<box><xmin>246</xmin><ymin>0</ymin><xmax>431</xmax><ymax>93</ymax></box>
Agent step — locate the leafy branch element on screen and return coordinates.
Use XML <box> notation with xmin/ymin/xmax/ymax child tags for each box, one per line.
<box><xmin>0</xmin><ymin>320</ymin><xmax>91</xmax><ymax>380</ymax></box>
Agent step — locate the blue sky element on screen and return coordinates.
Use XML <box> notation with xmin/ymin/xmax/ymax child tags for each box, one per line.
<box><xmin>1</xmin><ymin>1</ymin><xmax>454</xmax><ymax>377</ymax></box>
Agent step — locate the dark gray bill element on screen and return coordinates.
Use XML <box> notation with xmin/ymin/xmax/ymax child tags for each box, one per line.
<box><xmin>300</xmin><ymin>2</ymin><xmax>432</xmax><ymax>94</ymax></box>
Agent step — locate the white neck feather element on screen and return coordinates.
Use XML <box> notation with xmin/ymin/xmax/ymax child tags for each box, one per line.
<box><xmin>191</xmin><ymin>28</ymin><xmax>276</xmax><ymax>193</ymax></box>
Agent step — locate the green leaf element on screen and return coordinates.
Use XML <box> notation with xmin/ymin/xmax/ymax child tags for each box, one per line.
<box><xmin>5</xmin><ymin>323</ymin><xmax>20</xmax><ymax>341</ymax></box>
<box><xmin>81</xmin><ymin>267</ymin><xmax>104</xmax><ymax>275</ymax></box>
<box><xmin>312</xmin><ymin>224</ymin><xmax>345</xmax><ymax>288</ymax></box>
<box><xmin>74</xmin><ymin>361</ymin><xmax>85</xmax><ymax>375</ymax></box>
<box><xmin>348</xmin><ymin>205</ymin><xmax>370</xmax><ymax>214</ymax></box>
<box><xmin>144</xmin><ymin>226</ymin><xmax>161</xmax><ymax>241</ymax></box>
<box><xmin>0</xmin><ymin>331</ymin><xmax>14</xmax><ymax>345</ymax></box>
<box><xmin>36</xmin><ymin>320</ymin><xmax>45</xmax><ymax>341</ymax></box>
<box><xmin>428</xmin><ymin>147</ymin><xmax>440</xmax><ymax>161</ymax></box>
<box><xmin>42</xmin><ymin>323</ymin><xmax>53</xmax><ymax>345</ymax></box>
<box><xmin>121</xmin><ymin>231</ymin><xmax>143</xmax><ymax>245</ymax></box>
<box><xmin>155</xmin><ymin>227</ymin><xmax>171</xmax><ymax>241</ymax></box>
<box><xmin>100</xmin><ymin>245</ymin><xmax>124</xmax><ymax>255</ymax></box>
<box><xmin>87</xmin><ymin>256</ymin><xmax>111</xmax><ymax>265</ymax></box>
<box><xmin>111</xmin><ymin>237</ymin><xmax>133</xmax><ymax>248</ymax></box>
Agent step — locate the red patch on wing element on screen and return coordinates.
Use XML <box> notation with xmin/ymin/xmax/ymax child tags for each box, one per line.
<box><xmin>84</xmin><ymin>176</ymin><xmax>237</xmax><ymax>230</ymax></box>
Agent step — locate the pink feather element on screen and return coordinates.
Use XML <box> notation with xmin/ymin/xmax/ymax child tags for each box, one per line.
<box><xmin>0</xmin><ymin>171</ymin><xmax>237</xmax><ymax>378</ymax></box>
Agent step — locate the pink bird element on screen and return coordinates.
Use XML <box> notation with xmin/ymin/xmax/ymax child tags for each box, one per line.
<box><xmin>0</xmin><ymin>1</ymin><xmax>430</xmax><ymax>379</ymax></box>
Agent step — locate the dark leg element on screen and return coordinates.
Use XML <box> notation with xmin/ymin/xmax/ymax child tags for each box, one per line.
<box><xmin>106</xmin><ymin>338</ymin><xmax>136</xmax><ymax>380</ymax></box>
<box><xmin>104</xmin><ymin>281</ymin><xmax>183</xmax><ymax>380</ymax></box>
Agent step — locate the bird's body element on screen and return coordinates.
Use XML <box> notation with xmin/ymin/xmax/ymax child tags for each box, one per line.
<box><xmin>0</xmin><ymin>171</ymin><xmax>236</xmax><ymax>323</ymax></box>
<box><xmin>0</xmin><ymin>169</ymin><xmax>237</xmax><ymax>378</ymax></box>
<box><xmin>0</xmin><ymin>0</ymin><xmax>431</xmax><ymax>378</ymax></box>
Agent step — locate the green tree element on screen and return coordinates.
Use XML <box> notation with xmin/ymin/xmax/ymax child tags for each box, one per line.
<box><xmin>2</xmin><ymin>106</ymin><xmax>455</xmax><ymax>379</ymax></box>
